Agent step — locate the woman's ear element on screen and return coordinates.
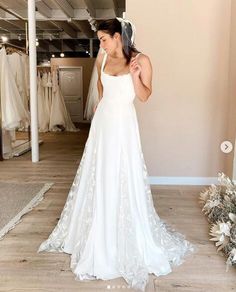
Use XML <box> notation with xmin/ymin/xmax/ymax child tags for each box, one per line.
<box><xmin>113</xmin><ymin>32</ymin><xmax>120</xmax><ymax>40</ymax></box>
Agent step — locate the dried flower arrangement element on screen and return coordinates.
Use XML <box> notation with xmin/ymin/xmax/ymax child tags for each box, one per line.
<box><xmin>199</xmin><ymin>172</ymin><xmax>236</xmax><ymax>269</ymax></box>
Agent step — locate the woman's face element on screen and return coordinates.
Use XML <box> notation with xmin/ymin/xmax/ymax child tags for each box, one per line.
<box><xmin>97</xmin><ymin>30</ymin><xmax>120</xmax><ymax>54</ymax></box>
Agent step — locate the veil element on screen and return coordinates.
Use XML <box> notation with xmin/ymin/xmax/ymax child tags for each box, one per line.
<box><xmin>84</xmin><ymin>48</ymin><xmax>105</xmax><ymax>120</ymax></box>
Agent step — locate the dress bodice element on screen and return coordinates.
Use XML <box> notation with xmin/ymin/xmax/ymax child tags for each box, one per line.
<box><xmin>100</xmin><ymin>52</ymin><xmax>141</xmax><ymax>104</ymax></box>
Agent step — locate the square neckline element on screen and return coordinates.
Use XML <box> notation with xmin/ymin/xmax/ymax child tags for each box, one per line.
<box><xmin>102</xmin><ymin>52</ymin><xmax>141</xmax><ymax>78</ymax></box>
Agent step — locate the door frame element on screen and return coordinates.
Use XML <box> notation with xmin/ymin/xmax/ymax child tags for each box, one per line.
<box><xmin>58</xmin><ymin>66</ymin><xmax>83</xmax><ymax>122</ymax></box>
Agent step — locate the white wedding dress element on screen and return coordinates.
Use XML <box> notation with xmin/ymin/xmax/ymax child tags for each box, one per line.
<box><xmin>38</xmin><ymin>52</ymin><xmax>194</xmax><ymax>291</ymax></box>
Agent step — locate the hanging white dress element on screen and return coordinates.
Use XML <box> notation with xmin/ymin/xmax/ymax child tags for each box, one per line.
<box><xmin>21</xmin><ymin>54</ymin><xmax>30</xmax><ymax>102</ymax></box>
<box><xmin>41</xmin><ymin>72</ymin><xmax>50</xmax><ymax>132</ymax></box>
<box><xmin>47</xmin><ymin>72</ymin><xmax>53</xmax><ymax>110</ymax></box>
<box><xmin>84</xmin><ymin>60</ymin><xmax>99</xmax><ymax>120</ymax></box>
<box><xmin>37</xmin><ymin>72</ymin><xmax>48</xmax><ymax>132</ymax></box>
<box><xmin>0</xmin><ymin>48</ymin><xmax>29</xmax><ymax>130</ymax></box>
<box><xmin>49</xmin><ymin>70</ymin><xmax>78</xmax><ymax>132</ymax></box>
<box><xmin>38</xmin><ymin>52</ymin><xmax>195</xmax><ymax>291</ymax></box>
<box><xmin>7</xmin><ymin>52</ymin><xmax>28</xmax><ymax>112</ymax></box>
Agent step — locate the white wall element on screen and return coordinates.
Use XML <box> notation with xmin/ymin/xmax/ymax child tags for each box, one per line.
<box><xmin>127</xmin><ymin>0</ymin><xmax>233</xmax><ymax>184</ymax></box>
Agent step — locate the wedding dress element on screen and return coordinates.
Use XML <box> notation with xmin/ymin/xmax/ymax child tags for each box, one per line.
<box><xmin>38</xmin><ymin>52</ymin><xmax>194</xmax><ymax>291</ymax></box>
<box><xmin>37</xmin><ymin>72</ymin><xmax>49</xmax><ymax>132</ymax></box>
<box><xmin>41</xmin><ymin>72</ymin><xmax>51</xmax><ymax>132</ymax></box>
<box><xmin>0</xmin><ymin>48</ymin><xmax>29</xmax><ymax>130</ymax></box>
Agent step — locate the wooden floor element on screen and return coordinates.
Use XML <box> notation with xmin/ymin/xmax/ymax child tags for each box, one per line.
<box><xmin>0</xmin><ymin>126</ymin><xmax>235</xmax><ymax>292</ymax></box>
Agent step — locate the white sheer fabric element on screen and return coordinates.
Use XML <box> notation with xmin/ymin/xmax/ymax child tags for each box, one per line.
<box><xmin>84</xmin><ymin>61</ymin><xmax>99</xmax><ymax>120</ymax></box>
<box><xmin>38</xmin><ymin>52</ymin><xmax>195</xmax><ymax>291</ymax></box>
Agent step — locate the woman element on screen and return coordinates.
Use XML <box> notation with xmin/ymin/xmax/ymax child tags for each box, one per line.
<box><xmin>38</xmin><ymin>18</ymin><xmax>195</xmax><ymax>291</ymax></box>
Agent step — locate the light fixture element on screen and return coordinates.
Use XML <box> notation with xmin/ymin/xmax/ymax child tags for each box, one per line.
<box><xmin>18</xmin><ymin>34</ymin><xmax>22</xmax><ymax>41</ymax></box>
<box><xmin>52</xmin><ymin>54</ymin><xmax>55</xmax><ymax>58</ymax></box>
<box><xmin>60</xmin><ymin>52</ymin><xmax>65</xmax><ymax>57</ymax></box>
<box><xmin>1</xmin><ymin>35</ymin><xmax>8</xmax><ymax>43</ymax></box>
<box><xmin>36</xmin><ymin>41</ymin><xmax>39</xmax><ymax>46</ymax></box>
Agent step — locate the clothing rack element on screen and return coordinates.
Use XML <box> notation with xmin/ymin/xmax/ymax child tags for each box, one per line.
<box><xmin>37</xmin><ymin>65</ymin><xmax>51</xmax><ymax>77</ymax></box>
<box><xmin>0</xmin><ymin>42</ymin><xmax>27</xmax><ymax>52</ymax></box>
<box><xmin>0</xmin><ymin>42</ymin><xmax>31</xmax><ymax>160</ymax></box>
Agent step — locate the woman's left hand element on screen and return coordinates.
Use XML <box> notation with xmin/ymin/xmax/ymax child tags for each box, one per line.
<box><xmin>130</xmin><ymin>56</ymin><xmax>141</xmax><ymax>77</ymax></box>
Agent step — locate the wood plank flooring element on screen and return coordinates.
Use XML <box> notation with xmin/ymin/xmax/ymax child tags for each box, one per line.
<box><xmin>0</xmin><ymin>126</ymin><xmax>235</xmax><ymax>292</ymax></box>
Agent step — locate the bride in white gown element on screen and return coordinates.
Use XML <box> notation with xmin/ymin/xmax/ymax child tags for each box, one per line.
<box><xmin>37</xmin><ymin>18</ymin><xmax>195</xmax><ymax>291</ymax></box>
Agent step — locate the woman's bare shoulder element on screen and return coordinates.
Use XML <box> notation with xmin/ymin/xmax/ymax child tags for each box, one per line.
<box><xmin>135</xmin><ymin>52</ymin><xmax>150</xmax><ymax>60</ymax></box>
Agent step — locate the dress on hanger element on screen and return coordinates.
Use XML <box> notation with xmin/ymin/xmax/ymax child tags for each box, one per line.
<box><xmin>0</xmin><ymin>47</ymin><xmax>29</xmax><ymax>130</ymax></box>
<box><xmin>41</xmin><ymin>72</ymin><xmax>51</xmax><ymax>132</ymax></box>
<box><xmin>37</xmin><ymin>72</ymin><xmax>48</xmax><ymax>132</ymax></box>
<box><xmin>38</xmin><ymin>52</ymin><xmax>195</xmax><ymax>291</ymax></box>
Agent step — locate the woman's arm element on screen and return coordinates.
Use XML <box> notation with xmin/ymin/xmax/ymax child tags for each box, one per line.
<box><xmin>130</xmin><ymin>54</ymin><xmax>152</xmax><ymax>102</ymax></box>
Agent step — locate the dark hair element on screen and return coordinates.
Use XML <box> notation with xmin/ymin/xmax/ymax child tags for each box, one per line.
<box><xmin>97</xmin><ymin>18</ymin><xmax>139</xmax><ymax>64</ymax></box>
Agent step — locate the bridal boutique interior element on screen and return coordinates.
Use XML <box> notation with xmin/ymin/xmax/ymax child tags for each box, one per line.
<box><xmin>1</xmin><ymin>0</ymin><xmax>236</xmax><ymax>291</ymax></box>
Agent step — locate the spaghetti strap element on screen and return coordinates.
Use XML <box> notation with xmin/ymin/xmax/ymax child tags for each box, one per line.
<box><xmin>135</xmin><ymin>52</ymin><xmax>142</xmax><ymax>57</ymax></box>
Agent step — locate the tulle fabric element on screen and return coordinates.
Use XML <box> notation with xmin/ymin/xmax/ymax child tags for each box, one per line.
<box><xmin>84</xmin><ymin>61</ymin><xmax>99</xmax><ymax>121</ymax></box>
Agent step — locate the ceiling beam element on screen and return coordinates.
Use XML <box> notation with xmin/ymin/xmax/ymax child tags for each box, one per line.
<box><xmin>0</xmin><ymin>8</ymin><xmax>5</xmax><ymax>17</ymax></box>
<box><xmin>36</xmin><ymin>1</ymin><xmax>52</xmax><ymax>18</ymax></box>
<box><xmin>112</xmin><ymin>0</ymin><xmax>119</xmax><ymax>16</ymax></box>
<box><xmin>52</xmin><ymin>0</ymin><xmax>74</xmax><ymax>18</ymax></box>
<box><xmin>52</xmin><ymin>21</ymin><xmax>77</xmax><ymax>38</ymax></box>
<box><xmin>84</xmin><ymin>0</ymin><xmax>95</xmax><ymax>18</ymax></box>
<box><xmin>0</xmin><ymin>20</ymin><xmax>19</xmax><ymax>32</ymax></box>
<box><xmin>0</xmin><ymin>4</ymin><xmax>25</xmax><ymax>20</ymax></box>
<box><xmin>36</xmin><ymin>20</ymin><xmax>59</xmax><ymax>30</ymax></box>
<box><xmin>95</xmin><ymin>9</ymin><xmax>116</xmax><ymax>19</ymax></box>
<box><xmin>70</xmin><ymin>20</ymin><xmax>93</xmax><ymax>38</ymax></box>
<box><xmin>8</xmin><ymin>20</ymin><xmax>26</xmax><ymax>30</ymax></box>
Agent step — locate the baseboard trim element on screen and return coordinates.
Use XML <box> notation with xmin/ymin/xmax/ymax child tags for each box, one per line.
<box><xmin>148</xmin><ymin>176</ymin><xmax>218</xmax><ymax>185</ymax></box>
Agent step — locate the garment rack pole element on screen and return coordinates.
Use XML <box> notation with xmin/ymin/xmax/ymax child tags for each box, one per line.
<box><xmin>28</xmin><ymin>0</ymin><xmax>39</xmax><ymax>162</ymax></box>
<box><xmin>0</xmin><ymin>42</ymin><xmax>27</xmax><ymax>51</ymax></box>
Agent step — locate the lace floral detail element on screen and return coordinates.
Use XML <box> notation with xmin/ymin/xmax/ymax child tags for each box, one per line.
<box><xmin>116</xmin><ymin>149</ymin><xmax>195</xmax><ymax>291</ymax></box>
<box><xmin>37</xmin><ymin>140</ymin><xmax>96</xmax><ymax>254</ymax></box>
<box><xmin>117</xmin><ymin>150</ymin><xmax>149</xmax><ymax>291</ymax></box>
<box><xmin>70</xmin><ymin>144</ymin><xmax>97</xmax><ymax>274</ymax></box>
<box><xmin>140</xmin><ymin>151</ymin><xmax>195</xmax><ymax>266</ymax></box>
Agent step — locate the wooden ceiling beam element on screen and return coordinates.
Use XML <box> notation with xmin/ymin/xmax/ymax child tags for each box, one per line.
<box><xmin>52</xmin><ymin>20</ymin><xmax>77</xmax><ymax>38</ymax></box>
<box><xmin>8</xmin><ymin>20</ymin><xmax>26</xmax><ymax>30</ymax></box>
<box><xmin>84</xmin><ymin>0</ymin><xmax>95</xmax><ymax>18</ymax></box>
<box><xmin>70</xmin><ymin>20</ymin><xmax>93</xmax><ymax>38</ymax></box>
<box><xmin>112</xmin><ymin>0</ymin><xmax>119</xmax><ymax>16</ymax></box>
<box><xmin>52</xmin><ymin>0</ymin><xmax>74</xmax><ymax>18</ymax></box>
<box><xmin>36</xmin><ymin>1</ymin><xmax>52</xmax><ymax>18</ymax></box>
